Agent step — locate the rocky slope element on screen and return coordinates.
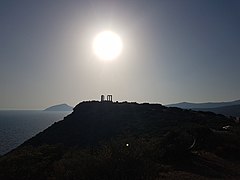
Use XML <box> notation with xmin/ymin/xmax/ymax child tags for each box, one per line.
<box><xmin>1</xmin><ymin>101</ymin><xmax>240</xmax><ymax>179</ymax></box>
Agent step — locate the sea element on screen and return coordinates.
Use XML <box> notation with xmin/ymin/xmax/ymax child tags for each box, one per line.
<box><xmin>0</xmin><ymin>110</ymin><xmax>71</xmax><ymax>155</ymax></box>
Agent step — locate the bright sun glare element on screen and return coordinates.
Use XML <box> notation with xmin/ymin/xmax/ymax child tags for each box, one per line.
<box><xmin>93</xmin><ymin>31</ymin><xmax>123</xmax><ymax>61</ymax></box>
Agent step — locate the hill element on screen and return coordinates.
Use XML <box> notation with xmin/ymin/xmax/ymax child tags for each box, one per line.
<box><xmin>1</xmin><ymin>101</ymin><xmax>240</xmax><ymax>179</ymax></box>
<box><xmin>44</xmin><ymin>103</ymin><xmax>73</xmax><ymax>111</ymax></box>
<box><xmin>167</xmin><ymin>99</ymin><xmax>240</xmax><ymax>109</ymax></box>
<box><xmin>194</xmin><ymin>104</ymin><xmax>240</xmax><ymax>117</ymax></box>
<box><xmin>23</xmin><ymin>101</ymin><xmax>234</xmax><ymax>147</ymax></box>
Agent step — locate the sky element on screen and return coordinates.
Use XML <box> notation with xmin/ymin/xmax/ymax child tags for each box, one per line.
<box><xmin>0</xmin><ymin>0</ymin><xmax>240</xmax><ymax>109</ymax></box>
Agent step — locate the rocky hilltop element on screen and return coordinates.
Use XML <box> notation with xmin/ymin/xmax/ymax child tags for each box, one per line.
<box><xmin>24</xmin><ymin>101</ymin><xmax>233</xmax><ymax>147</ymax></box>
<box><xmin>1</xmin><ymin>101</ymin><xmax>240</xmax><ymax>179</ymax></box>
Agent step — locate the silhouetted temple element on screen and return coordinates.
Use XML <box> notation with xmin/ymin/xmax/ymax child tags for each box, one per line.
<box><xmin>101</xmin><ymin>95</ymin><xmax>112</xmax><ymax>102</ymax></box>
<box><xmin>101</xmin><ymin>95</ymin><xmax>105</xmax><ymax>102</ymax></box>
<box><xmin>107</xmin><ymin>95</ymin><xmax>112</xmax><ymax>101</ymax></box>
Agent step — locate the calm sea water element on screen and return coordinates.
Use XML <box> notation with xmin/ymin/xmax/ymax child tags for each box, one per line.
<box><xmin>0</xmin><ymin>111</ymin><xmax>71</xmax><ymax>155</ymax></box>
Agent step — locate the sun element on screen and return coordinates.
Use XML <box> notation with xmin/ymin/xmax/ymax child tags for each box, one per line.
<box><xmin>92</xmin><ymin>31</ymin><xmax>123</xmax><ymax>61</ymax></box>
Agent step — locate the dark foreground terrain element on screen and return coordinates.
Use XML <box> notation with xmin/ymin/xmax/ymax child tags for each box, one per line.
<box><xmin>1</xmin><ymin>101</ymin><xmax>240</xmax><ymax>179</ymax></box>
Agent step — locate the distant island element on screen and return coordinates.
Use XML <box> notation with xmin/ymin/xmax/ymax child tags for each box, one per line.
<box><xmin>1</xmin><ymin>101</ymin><xmax>240</xmax><ymax>179</ymax></box>
<box><xmin>44</xmin><ymin>103</ymin><xmax>73</xmax><ymax>111</ymax></box>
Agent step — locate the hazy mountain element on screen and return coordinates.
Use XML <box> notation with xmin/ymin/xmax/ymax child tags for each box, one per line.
<box><xmin>167</xmin><ymin>99</ymin><xmax>240</xmax><ymax>109</ymax></box>
<box><xmin>195</xmin><ymin>104</ymin><xmax>240</xmax><ymax>117</ymax></box>
<box><xmin>44</xmin><ymin>103</ymin><xmax>73</xmax><ymax>111</ymax></box>
<box><xmin>1</xmin><ymin>101</ymin><xmax>240</xmax><ymax>179</ymax></box>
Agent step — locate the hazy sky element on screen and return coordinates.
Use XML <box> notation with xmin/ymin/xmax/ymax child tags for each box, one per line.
<box><xmin>1</xmin><ymin>0</ymin><xmax>240</xmax><ymax>109</ymax></box>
